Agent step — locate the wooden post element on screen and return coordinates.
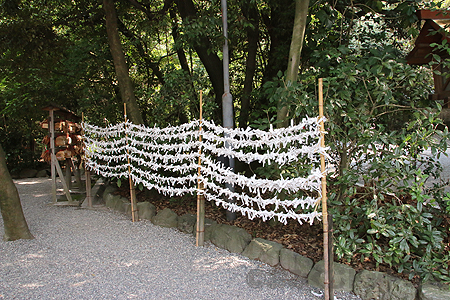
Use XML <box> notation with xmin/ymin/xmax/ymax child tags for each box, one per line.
<box><xmin>50</xmin><ymin>110</ymin><xmax>57</xmax><ymax>203</ymax></box>
<box><xmin>53</xmin><ymin>155</ymin><xmax>74</xmax><ymax>203</ymax></box>
<box><xmin>319</xmin><ymin>78</ymin><xmax>332</xmax><ymax>300</ymax></box>
<box><xmin>48</xmin><ymin>109</ymin><xmax>74</xmax><ymax>203</ymax></box>
<box><xmin>65</xmin><ymin>158</ymin><xmax>72</xmax><ymax>190</ymax></box>
<box><xmin>85</xmin><ymin>166</ymin><xmax>92</xmax><ymax>207</ymax></box>
<box><xmin>82</xmin><ymin>112</ymin><xmax>93</xmax><ymax>208</ymax></box>
<box><xmin>196</xmin><ymin>91</ymin><xmax>205</xmax><ymax>247</ymax></box>
<box><xmin>70</xmin><ymin>158</ymin><xmax>83</xmax><ymax>191</ymax></box>
<box><xmin>124</xmin><ymin>103</ymin><xmax>138</xmax><ymax>222</ymax></box>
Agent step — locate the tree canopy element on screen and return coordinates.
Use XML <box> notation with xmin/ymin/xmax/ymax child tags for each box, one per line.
<box><xmin>0</xmin><ymin>0</ymin><xmax>432</xmax><ymax>171</ymax></box>
<box><xmin>0</xmin><ymin>0</ymin><xmax>428</xmax><ymax>127</ymax></box>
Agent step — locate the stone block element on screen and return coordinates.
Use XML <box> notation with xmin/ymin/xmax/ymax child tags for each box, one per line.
<box><xmin>105</xmin><ymin>194</ymin><xmax>122</xmax><ymax>209</ymax></box>
<box><xmin>137</xmin><ymin>202</ymin><xmax>156</xmax><ymax>220</ymax></box>
<box><xmin>353</xmin><ymin>270</ymin><xmax>416</xmax><ymax>300</ymax></box>
<box><xmin>193</xmin><ymin>218</ymin><xmax>217</xmax><ymax>241</ymax></box>
<box><xmin>152</xmin><ymin>208</ymin><xmax>178</xmax><ymax>228</ymax></box>
<box><xmin>90</xmin><ymin>177</ymin><xmax>105</xmax><ymax>204</ymax></box>
<box><xmin>123</xmin><ymin>202</ymin><xmax>132</xmax><ymax>216</ymax></box>
<box><xmin>210</xmin><ymin>224</ymin><xmax>252</xmax><ymax>254</ymax></box>
<box><xmin>114</xmin><ymin>197</ymin><xmax>128</xmax><ymax>212</ymax></box>
<box><xmin>82</xmin><ymin>178</ymin><xmax>106</xmax><ymax>207</ymax></box>
<box><xmin>419</xmin><ymin>280</ymin><xmax>450</xmax><ymax>300</ymax></box>
<box><xmin>178</xmin><ymin>214</ymin><xmax>196</xmax><ymax>233</ymax></box>
<box><xmin>242</xmin><ymin>238</ymin><xmax>283</xmax><ymax>267</ymax></box>
<box><xmin>308</xmin><ymin>260</ymin><xmax>356</xmax><ymax>292</ymax></box>
<box><xmin>102</xmin><ymin>185</ymin><xmax>117</xmax><ymax>199</ymax></box>
<box><xmin>280</xmin><ymin>248</ymin><xmax>314</xmax><ymax>277</ymax></box>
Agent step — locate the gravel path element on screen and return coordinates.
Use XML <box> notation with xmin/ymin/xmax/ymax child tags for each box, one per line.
<box><xmin>0</xmin><ymin>177</ymin><xmax>361</xmax><ymax>300</ymax></box>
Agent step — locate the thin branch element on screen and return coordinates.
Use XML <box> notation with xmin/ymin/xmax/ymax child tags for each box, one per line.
<box><xmin>374</xmin><ymin>108</ymin><xmax>413</xmax><ymax>118</ymax></box>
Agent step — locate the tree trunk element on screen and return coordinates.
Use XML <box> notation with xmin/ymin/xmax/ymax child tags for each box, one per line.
<box><xmin>257</xmin><ymin>0</ymin><xmax>295</xmax><ymax>115</ymax></box>
<box><xmin>170</xmin><ymin>7</ymin><xmax>197</xmax><ymax>124</ymax></box>
<box><xmin>0</xmin><ymin>144</ymin><xmax>34</xmax><ymax>241</ymax></box>
<box><xmin>238</xmin><ymin>3</ymin><xmax>259</xmax><ymax>129</ymax></box>
<box><xmin>170</xmin><ymin>8</ymin><xmax>191</xmax><ymax>77</ymax></box>
<box><xmin>103</xmin><ymin>0</ymin><xmax>144</xmax><ymax>124</ymax></box>
<box><xmin>261</xmin><ymin>0</ymin><xmax>295</xmax><ymax>84</ymax></box>
<box><xmin>117</xmin><ymin>19</ymin><xmax>165</xmax><ymax>86</ymax></box>
<box><xmin>175</xmin><ymin>0</ymin><xmax>224</xmax><ymax>120</ymax></box>
<box><xmin>277</xmin><ymin>0</ymin><xmax>310</xmax><ymax>128</ymax></box>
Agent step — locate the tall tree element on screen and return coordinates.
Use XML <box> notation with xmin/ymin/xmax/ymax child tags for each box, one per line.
<box><xmin>260</xmin><ymin>0</ymin><xmax>296</xmax><ymax>84</ymax></box>
<box><xmin>276</xmin><ymin>0</ymin><xmax>310</xmax><ymax>127</ymax></box>
<box><xmin>238</xmin><ymin>2</ymin><xmax>259</xmax><ymax>128</ymax></box>
<box><xmin>103</xmin><ymin>0</ymin><xmax>144</xmax><ymax>124</ymax></box>
<box><xmin>175</xmin><ymin>0</ymin><xmax>225</xmax><ymax>119</ymax></box>
<box><xmin>0</xmin><ymin>144</ymin><xmax>34</xmax><ymax>241</ymax></box>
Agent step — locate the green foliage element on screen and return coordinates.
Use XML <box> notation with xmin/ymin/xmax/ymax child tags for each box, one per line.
<box><xmin>0</xmin><ymin>119</ymin><xmax>46</xmax><ymax>173</ymax></box>
<box><xmin>0</xmin><ymin>0</ymin><xmax>427</xmax><ymax>165</ymax></box>
<box><xmin>143</xmin><ymin>64</ymin><xmax>203</xmax><ymax>126</ymax></box>
<box><xmin>258</xmin><ymin>36</ymin><xmax>450</xmax><ymax>282</ymax></box>
<box><xmin>0</xmin><ymin>0</ymin><xmax>119</xmax><ymax>169</ymax></box>
<box><xmin>175</xmin><ymin>1</ymin><xmax>223</xmax><ymax>52</ymax></box>
<box><xmin>333</xmin><ymin>170</ymin><xmax>447</xmax><ymax>282</ymax></box>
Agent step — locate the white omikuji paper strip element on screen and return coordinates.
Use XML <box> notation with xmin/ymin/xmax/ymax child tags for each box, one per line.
<box><xmin>82</xmin><ymin>117</ymin><xmax>327</xmax><ymax>225</ymax></box>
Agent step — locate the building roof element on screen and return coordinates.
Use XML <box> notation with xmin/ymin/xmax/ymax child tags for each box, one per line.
<box><xmin>406</xmin><ymin>10</ymin><xmax>450</xmax><ymax>65</ymax></box>
<box><xmin>42</xmin><ymin>102</ymin><xmax>81</xmax><ymax>121</ymax></box>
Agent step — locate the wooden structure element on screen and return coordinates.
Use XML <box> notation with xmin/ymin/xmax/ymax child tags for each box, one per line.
<box><xmin>41</xmin><ymin>103</ymin><xmax>83</xmax><ymax>205</ymax></box>
<box><xmin>407</xmin><ymin>10</ymin><xmax>450</xmax><ymax>106</ymax></box>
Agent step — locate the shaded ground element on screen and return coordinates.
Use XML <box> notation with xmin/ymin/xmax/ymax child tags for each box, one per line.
<box><xmin>114</xmin><ymin>184</ymin><xmax>450</xmax><ymax>287</ymax></box>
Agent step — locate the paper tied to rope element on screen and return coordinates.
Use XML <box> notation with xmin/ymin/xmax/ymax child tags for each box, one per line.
<box><xmin>82</xmin><ymin>117</ymin><xmax>328</xmax><ymax>225</ymax></box>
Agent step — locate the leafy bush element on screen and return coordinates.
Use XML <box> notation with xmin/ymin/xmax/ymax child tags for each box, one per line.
<box><xmin>260</xmin><ymin>44</ymin><xmax>450</xmax><ymax>283</ymax></box>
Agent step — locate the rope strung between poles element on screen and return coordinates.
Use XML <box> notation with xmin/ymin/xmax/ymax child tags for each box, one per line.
<box><xmin>82</xmin><ymin>116</ymin><xmax>328</xmax><ymax>225</ymax></box>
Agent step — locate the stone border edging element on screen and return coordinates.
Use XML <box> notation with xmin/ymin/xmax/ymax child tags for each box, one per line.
<box><xmin>99</xmin><ymin>182</ymin><xmax>449</xmax><ymax>300</ymax></box>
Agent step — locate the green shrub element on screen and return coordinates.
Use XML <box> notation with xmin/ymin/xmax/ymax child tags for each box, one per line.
<box><xmin>259</xmin><ymin>44</ymin><xmax>450</xmax><ymax>283</ymax></box>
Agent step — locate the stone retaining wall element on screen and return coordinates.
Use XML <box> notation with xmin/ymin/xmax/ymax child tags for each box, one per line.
<box><xmin>100</xmin><ymin>183</ymin><xmax>449</xmax><ymax>300</ymax></box>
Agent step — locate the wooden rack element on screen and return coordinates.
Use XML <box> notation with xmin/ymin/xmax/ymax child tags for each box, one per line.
<box><xmin>42</xmin><ymin>104</ymin><xmax>83</xmax><ymax>205</ymax></box>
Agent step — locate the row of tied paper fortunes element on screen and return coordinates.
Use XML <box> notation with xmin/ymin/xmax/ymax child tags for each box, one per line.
<box><xmin>82</xmin><ymin>117</ymin><xmax>327</xmax><ymax>225</ymax></box>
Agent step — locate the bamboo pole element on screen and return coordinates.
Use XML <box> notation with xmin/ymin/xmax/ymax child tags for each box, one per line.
<box><xmin>82</xmin><ymin>112</ymin><xmax>93</xmax><ymax>208</ymax></box>
<box><xmin>124</xmin><ymin>103</ymin><xmax>138</xmax><ymax>222</ymax></box>
<box><xmin>319</xmin><ymin>78</ymin><xmax>332</xmax><ymax>300</ymax></box>
<box><xmin>196</xmin><ymin>91</ymin><xmax>205</xmax><ymax>247</ymax></box>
